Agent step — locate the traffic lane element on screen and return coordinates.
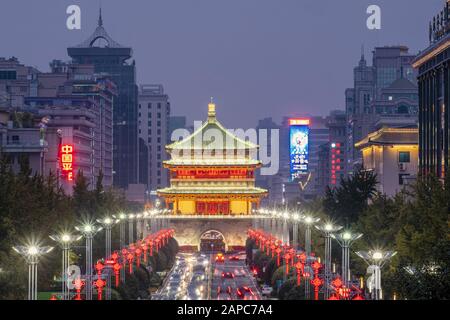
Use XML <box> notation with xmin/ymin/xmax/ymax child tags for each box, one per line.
<box><xmin>211</xmin><ymin>255</ymin><xmax>261</xmax><ymax>300</ymax></box>
<box><xmin>156</xmin><ymin>253</ymin><xmax>208</xmax><ymax>300</ymax></box>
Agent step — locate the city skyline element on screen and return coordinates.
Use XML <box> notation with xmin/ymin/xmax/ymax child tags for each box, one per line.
<box><xmin>0</xmin><ymin>0</ymin><xmax>442</xmax><ymax>128</ymax></box>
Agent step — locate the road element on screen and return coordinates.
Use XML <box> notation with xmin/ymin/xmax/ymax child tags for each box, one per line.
<box><xmin>152</xmin><ymin>253</ymin><xmax>209</xmax><ymax>300</ymax></box>
<box><xmin>153</xmin><ymin>251</ymin><xmax>262</xmax><ymax>300</ymax></box>
<box><xmin>211</xmin><ymin>252</ymin><xmax>262</xmax><ymax>300</ymax></box>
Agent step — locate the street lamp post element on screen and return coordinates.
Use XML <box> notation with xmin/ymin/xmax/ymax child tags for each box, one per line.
<box><xmin>301</xmin><ymin>215</ymin><xmax>320</xmax><ymax>300</ymax></box>
<box><xmin>75</xmin><ymin>223</ymin><xmax>102</xmax><ymax>300</ymax></box>
<box><xmin>282</xmin><ymin>211</ymin><xmax>290</xmax><ymax>245</ymax></box>
<box><xmin>97</xmin><ymin>217</ymin><xmax>118</xmax><ymax>300</ymax></box>
<box><xmin>355</xmin><ymin>250</ymin><xmax>397</xmax><ymax>300</ymax></box>
<box><xmin>128</xmin><ymin>214</ymin><xmax>135</xmax><ymax>244</ymax></box>
<box><xmin>12</xmin><ymin>244</ymin><xmax>54</xmax><ymax>300</ymax></box>
<box><xmin>49</xmin><ymin>233</ymin><xmax>82</xmax><ymax>300</ymax></box>
<box><xmin>331</xmin><ymin>231</ymin><xmax>363</xmax><ymax>290</ymax></box>
<box><xmin>292</xmin><ymin>213</ymin><xmax>301</xmax><ymax>250</ymax></box>
<box><xmin>302</xmin><ymin>215</ymin><xmax>320</xmax><ymax>257</ymax></box>
<box><xmin>315</xmin><ymin>222</ymin><xmax>343</xmax><ymax>299</ymax></box>
<box><xmin>136</xmin><ymin>213</ymin><xmax>143</xmax><ymax>240</ymax></box>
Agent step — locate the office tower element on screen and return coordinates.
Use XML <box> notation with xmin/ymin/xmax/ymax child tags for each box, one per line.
<box><xmin>413</xmin><ymin>0</ymin><xmax>450</xmax><ymax>179</ymax></box>
<box><xmin>138</xmin><ymin>84</ymin><xmax>170</xmax><ymax>191</ymax></box>
<box><xmin>67</xmin><ymin>10</ymin><xmax>138</xmax><ymax>189</ymax></box>
<box><xmin>345</xmin><ymin>46</ymin><xmax>418</xmax><ymax>174</ymax></box>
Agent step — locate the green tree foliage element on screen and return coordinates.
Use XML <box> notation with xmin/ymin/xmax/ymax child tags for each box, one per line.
<box><xmin>323</xmin><ymin>166</ymin><xmax>378</xmax><ymax>225</ymax></box>
<box><xmin>0</xmin><ymin>158</ymin><xmax>130</xmax><ymax>299</ymax></box>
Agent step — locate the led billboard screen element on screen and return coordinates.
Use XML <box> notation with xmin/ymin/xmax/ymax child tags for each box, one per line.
<box><xmin>289</xmin><ymin>119</ymin><xmax>310</xmax><ymax>180</ymax></box>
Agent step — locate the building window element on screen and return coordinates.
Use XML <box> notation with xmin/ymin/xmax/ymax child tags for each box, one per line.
<box><xmin>148</xmin><ymin>103</ymin><xmax>152</xmax><ymax>109</ymax></box>
<box><xmin>399</xmin><ymin>151</ymin><xmax>410</xmax><ymax>163</ymax></box>
<box><xmin>158</xmin><ymin>113</ymin><xmax>161</xmax><ymax>119</ymax></box>
<box><xmin>0</xmin><ymin>70</ymin><xmax>17</xmax><ymax>80</ymax></box>
<box><xmin>399</xmin><ymin>173</ymin><xmax>410</xmax><ymax>185</ymax></box>
<box><xmin>157</xmin><ymin>121</ymin><xmax>161</xmax><ymax>127</ymax></box>
<box><xmin>157</xmin><ymin>103</ymin><xmax>161</xmax><ymax>109</ymax></box>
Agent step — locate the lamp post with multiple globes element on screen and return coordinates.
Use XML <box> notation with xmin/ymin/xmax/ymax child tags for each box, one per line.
<box><xmin>355</xmin><ymin>250</ymin><xmax>397</xmax><ymax>300</ymax></box>
<box><xmin>315</xmin><ymin>222</ymin><xmax>343</xmax><ymax>299</ymax></box>
<box><xmin>75</xmin><ymin>223</ymin><xmax>102</xmax><ymax>300</ymax></box>
<box><xmin>12</xmin><ymin>244</ymin><xmax>54</xmax><ymax>300</ymax></box>
<box><xmin>49</xmin><ymin>233</ymin><xmax>82</xmax><ymax>300</ymax></box>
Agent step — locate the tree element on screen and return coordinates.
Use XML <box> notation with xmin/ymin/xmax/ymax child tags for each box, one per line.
<box><xmin>72</xmin><ymin>170</ymin><xmax>91</xmax><ymax>216</ymax></box>
<box><xmin>390</xmin><ymin>175</ymin><xmax>450</xmax><ymax>299</ymax></box>
<box><xmin>323</xmin><ymin>166</ymin><xmax>378</xmax><ymax>225</ymax></box>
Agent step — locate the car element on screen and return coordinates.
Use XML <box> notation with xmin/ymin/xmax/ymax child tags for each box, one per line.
<box><xmin>215</xmin><ymin>253</ymin><xmax>225</xmax><ymax>263</ymax></box>
<box><xmin>217</xmin><ymin>286</ymin><xmax>232</xmax><ymax>300</ymax></box>
<box><xmin>236</xmin><ymin>286</ymin><xmax>255</xmax><ymax>300</ymax></box>
<box><xmin>229</xmin><ymin>255</ymin><xmax>240</xmax><ymax>261</ymax></box>
<box><xmin>261</xmin><ymin>285</ymin><xmax>273</xmax><ymax>296</ymax></box>
<box><xmin>222</xmin><ymin>272</ymin><xmax>235</xmax><ymax>279</ymax></box>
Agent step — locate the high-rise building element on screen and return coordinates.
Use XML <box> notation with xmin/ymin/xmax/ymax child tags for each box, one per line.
<box><xmin>138</xmin><ymin>84</ymin><xmax>170</xmax><ymax>192</ymax></box>
<box><xmin>345</xmin><ymin>46</ymin><xmax>418</xmax><ymax>174</ymax></box>
<box><xmin>413</xmin><ymin>0</ymin><xmax>450</xmax><ymax>179</ymax></box>
<box><xmin>316</xmin><ymin>110</ymin><xmax>347</xmax><ymax>193</ymax></box>
<box><xmin>67</xmin><ymin>10</ymin><xmax>138</xmax><ymax>189</ymax></box>
<box><xmin>25</xmin><ymin>62</ymin><xmax>116</xmax><ymax>190</ymax></box>
<box><xmin>0</xmin><ymin>57</ymin><xmax>39</xmax><ymax>108</ymax></box>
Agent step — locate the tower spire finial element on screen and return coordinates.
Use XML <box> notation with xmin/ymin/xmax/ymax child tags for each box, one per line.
<box><xmin>98</xmin><ymin>6</ymin><xmax>103</xmax><ymax>27</ymax></box>
<box><xmin>208</xmin><ymin>97</ymin><xmax>216</xmax><ymax>121</ymax></box>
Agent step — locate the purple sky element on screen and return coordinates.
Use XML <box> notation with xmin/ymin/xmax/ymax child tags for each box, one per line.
<box><xmin>0</xmin><ymin>0</ymin><xmax>442</xmax><ymax>128</ymax></box>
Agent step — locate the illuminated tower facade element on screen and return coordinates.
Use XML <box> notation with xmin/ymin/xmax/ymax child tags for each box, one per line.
<box><xmin>157</xmin><ymin>102</ymin><xmax>267</xmax><ymax>215</ymax></box>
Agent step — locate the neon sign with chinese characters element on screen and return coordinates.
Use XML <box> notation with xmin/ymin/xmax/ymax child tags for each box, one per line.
<box><xmin>61</xmin><ymin>144</ymin><xmax>74</xmax><ymax>181</ymax></box>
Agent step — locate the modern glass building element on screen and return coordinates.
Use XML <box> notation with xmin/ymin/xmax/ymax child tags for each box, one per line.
<box><xmin>413</xmin><ymin>1</ymin><xmax>450</xmax><ymax>178</ymax></box>
<box><xmin>67</xmin><ymin>10</ymin><xmax>138</xmax><ymax>189</ymax></box>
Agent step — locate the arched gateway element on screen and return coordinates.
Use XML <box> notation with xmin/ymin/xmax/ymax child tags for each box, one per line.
<box><xmin>199</xmin><ymin>230</ymin><xmax>226</xmax><ymax>252</ymax></box>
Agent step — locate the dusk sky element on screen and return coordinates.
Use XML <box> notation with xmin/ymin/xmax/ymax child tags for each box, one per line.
<box><xmin>0</xmin><ymin>0</ymin><xmax>442</xmax><ymax>128</ymax></box>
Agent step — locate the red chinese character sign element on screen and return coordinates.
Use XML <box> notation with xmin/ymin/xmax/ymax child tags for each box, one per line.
<box><xmin>60</xmin><ymin>144</ymin><xmax>74</xmax><ymax>181</ymax></box>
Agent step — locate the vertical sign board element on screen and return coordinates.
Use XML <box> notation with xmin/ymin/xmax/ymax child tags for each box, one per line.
<box><xmin>61</xmin><ymin>144</ymin><xmax>74</xmax><ymax>181</ymax></box>
<box><xmin>289</xmin><ymin>118</ymin><xmax>310</xmax><ymax>181</ymax></box>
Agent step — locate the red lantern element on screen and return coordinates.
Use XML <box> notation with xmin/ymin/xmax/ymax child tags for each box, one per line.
<box><xmin>294</xmin><ymin>261</ymin><xmax>303</xmax><ymax>286</ymax></box>
<box><xmin>284</xmin><ymin>253</ymin><xmax>291</xmax><ymax>274</ymax></box>
<box><xmin>275</xmin><ymin>247</ymin><xmax>282</xmax><ymax>267</ymax></box>
<box><xmin>111</xmin><ymin>251</ymin><xmax>119</xmax><ymax>261</ymax></box>
<box><xmin>49</xmin><ymin>294</ymin><xmax>58</xmax><ymax>300</ymax></box>
<box><xmin>113</xmin><ymin>263</ymin><xmax>121</xmax><ymax>287</ymax></box>
<box><xmin>311</xmin><ymin>276</ymin><xmax>323</xmax><ymax>300</ymax></box>
<box><xmin>135</xmin><ymin>248</ymin><xmax>142</xmax><ymax>268</ymax></box>
<box><xmin>127</xmin><ymin>253</ymin><xmax>134</xmax><ymax>274</ymax></box>
<box><xmin>331</xmin><ymin>276</ymin><xmax>343</xmax><ymax>290</ymax></box>
<box><xmin>95</xmin><ymin>261</ymin><xmax>105</xmax><ymax>276</ymax></box>
<box><xmin>142</xmin><ymin>243</ymin><xmax>148</xmax><ymax>263</ymax></box>
<box><xmin>352</xmin><ymin>294</ymin><xmax>365</xmax><ymax>300</ymax></box>
<box><xmin>73</xmin><ymin>278</ymin><xmax>85</xmax><ymax>300</ymax></box>
<box><xmin>93</xmin><ymin>278</ymin><xmax>106</xmax><ymax>300</ymax></box>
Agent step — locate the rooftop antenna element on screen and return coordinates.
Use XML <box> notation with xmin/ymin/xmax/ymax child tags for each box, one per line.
<box><xmin>98</xmin><ymin>4</ymin><xmax>103</xmax><ymax>27</ymax></box>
